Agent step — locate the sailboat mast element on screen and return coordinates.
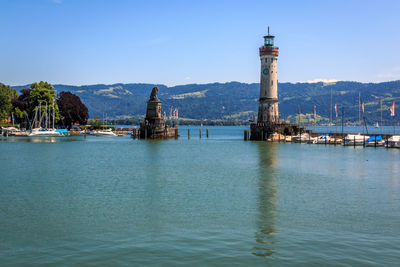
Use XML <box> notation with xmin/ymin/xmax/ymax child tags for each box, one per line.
<box><xmin>45</xmin><ymin>102</ymin><xmax>48</xmax><ymax>129</ymax></box>
<box><xmin>380</xmin><ymin>98</ymin><xmax>383</xmax><ymax>126</ymax></box>
<box><xmin>53</xmin><ymin>99</ymin><xmax>55</xmax><ymax>129</ymax></box>
<box><xmin>314</xmin><ymin>104</ymin><xmax>316</xmax><ymax>126</ymax></box>
<box><xmin>298</xmin><ymin>105</ymin><xmax>301</xmax><ymax>134</ymax></box>
<box><xmin>358</xmin><ymin>92</ymin><xmax>361</xmax><ymax>133</ymax></box>
<box><xmin>330</xmin><ymin>88</ymin><xmax>332</xmax><ymax>126</ymax></box>
<box><xmin>39</xmin><ymin>102</ymin><xmax>42</xmax><ymax>128</ymax></box>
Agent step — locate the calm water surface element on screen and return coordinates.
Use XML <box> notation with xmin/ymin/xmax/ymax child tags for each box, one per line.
<box><xmin>1</xmin><ymin>126</ymin><xmax>399</xmax><ymax>266</ymax></box>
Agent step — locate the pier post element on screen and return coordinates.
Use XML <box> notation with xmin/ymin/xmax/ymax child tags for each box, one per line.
<box><xmin>199</xmin><ymin>129</ymin><xmax>202</xmax><ymax>139</ymax></box>
<box><xmin>299</xmin><ymin>131</ymin><xmax>302</xmax><ymax>144</ymax></box>
<box><xmin>363</xmin><ymin>135</ymin><xmax>365</xmax><ymax>147</ymax></box>
<box><xmin>261</xmin><ymin>130</ymin><xmax>264</xmax><ymax>141</ymax></box>
<box><xmin>188</xmin><ymin>129</ymin><xmax>190</xmax><ymax>139</ymax></box>
<box><xmin>325</xmin><ymin>136</ymin><xmax>327</xmax><ymax>145</ymax></box>
<box><xmin>353</xmin><ymin>136</ymin><xmax>356</xmax><ymax>148</ymax></box>
<box><xmin>244</xmin><ymin>130</ymin><xmax>248</xmax><ymax>141</ymax></box>
<box><xmin>206</xmin><ymin>128</ymin><xmax>209</xmax><ymax>138</ymax></box>
<box><xmin>334</xmin><ymin>135</ymin><xmax>336</xmax><ymax>146</ymax></box>
<box><xmin>374</xmin><ymin>136</ymin><xmax>377</xmax><ymax>148</ymax></box>
<box><xmin>309</xmin><ymin>134</ymin><xmax>310</xmax><ymax>144</ymax></box>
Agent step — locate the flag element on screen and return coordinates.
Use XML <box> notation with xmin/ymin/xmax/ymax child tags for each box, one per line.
<box><xmin>390</xmin><ymin>101</ymin><xmax>395</xmax><ymax>116</ymax></box>
<box><xmin>334</xmin><ymin>104</ymin><xmax>338</xmax><ymax>118</ymax></box>
<box><xmin>362</xmin><ymin>102</ymin><xmax>365</xmax><ymax>114</ymax></box>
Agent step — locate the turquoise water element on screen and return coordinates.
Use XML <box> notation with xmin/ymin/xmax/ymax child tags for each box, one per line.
<box><xmin>1</xmin><ymin>126</ymin><xmax>399</xmax><ymax>266</ymax></box>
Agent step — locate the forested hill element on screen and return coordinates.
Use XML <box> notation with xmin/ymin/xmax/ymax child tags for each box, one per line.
<box><xmin>12</xmin><ymin>80</ymin><xmax>400</xmax><ymax>124</ymax></box>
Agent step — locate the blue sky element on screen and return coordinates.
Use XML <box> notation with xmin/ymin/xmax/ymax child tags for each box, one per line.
<box><xmin>1</xmin><ymin>0</ymin><xmax>399</xmax><ymax>86</ymax></box>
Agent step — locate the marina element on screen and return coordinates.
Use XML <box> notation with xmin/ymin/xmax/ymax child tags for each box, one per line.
<box><xmin>1</xmin><ymin>126</ymin><xmax>399</xmax><ymax>265</ymax></box>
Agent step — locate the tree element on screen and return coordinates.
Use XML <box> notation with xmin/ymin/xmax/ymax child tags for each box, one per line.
<box><xmin>57</xmin><ymin>91</ymin><xmax>89</xmax><ymax>129</ymax></box>
<box><xmin>30</xmin><ymin>81</ymin><xmax>56</xmax><ymax>109</ymax></box>
<box><xmin>29</xmin><ymin>81</ymin><xmax>60</xmax><ymax>125</ymax></box>
<box><xmin>0</xmin><ymin>83</ymin><xmax>18</xmax><ymax>122</ymax></box>
<box><xmin>11</xmin><ymin>89</ymin><xmax>31</xmax><ymax>124</ymax></box>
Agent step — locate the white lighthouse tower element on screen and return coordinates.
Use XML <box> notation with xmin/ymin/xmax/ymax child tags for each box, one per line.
<box><xmin>257</xmin><ymin>27</ymin><xmax>279</xmax><ymax>124</ymax></box>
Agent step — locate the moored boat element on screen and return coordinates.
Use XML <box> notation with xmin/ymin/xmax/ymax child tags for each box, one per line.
<box><xmin>342</xmin><ymin>134</ymin><xmax>370</xmax><ymax>146</ymax></box>
<box><xmin>28</xmin><ymin>128</ymin><xmax>63</xmax><ymax>137</ymax></box>
<box><xmin>365</xmin><ymin>135</ymin><xmax>385</xmax><ymax>147</ymax></box>
<box><xmin>93</xmin><ymin>128</ymin><xmax>117</xmax><ymax>136</ymax></box>
<box><xmin>313</xmin><ymin>135</ymin><xmax>331</xmax><ymax>144</ymax></box>
<box><xmin>387</xmin><ymin>135</ymin><xmax>400</xmax><ymax>148</ymax></box>
<box><xmin>292</xmin><ymin>132</ymin><xmax>315</xmax><ymax>143</ymax></box>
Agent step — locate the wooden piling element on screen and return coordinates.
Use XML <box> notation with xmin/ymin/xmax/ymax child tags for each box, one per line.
<box><xmin>363</xmin><ymin>135</ymin><xmax>365</xmax><ymax>147</ymax></box>
<box><xmin>188</xmin><ymin>129</ymin><xmax>190</xmax><ymax>139</ymax></box>
<box><xmin>353</xmin><ymin>136</ymin><xmax>356</xmax><ymax>148</ymax></box>
<box><xmin>199</xmin><ymin>129</ymin><xmax>202</xmax><ymax>139</ymax></box>
<box><xmin>244</xmin><ymin>130</ymin><xmax>248</xmax><ymax>141</ymax></box>
<box><xmin>206</xmin><ymin>128</ymin><xmax>209</xmax><ymax>138</ymax></box>
<box><xmin>374</xmin><ymin>136</ymin><xmax>377</xmax><ymax>148</ymax></box>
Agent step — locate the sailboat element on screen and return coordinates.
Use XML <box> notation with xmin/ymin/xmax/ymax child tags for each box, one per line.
<box><xmin>28</xmin><ymin>101</ymin><xmax>64</xmax><ymax>137</ymax></box>
<box><xmin>374</xmin><ymin>122</ymin><xmax>379</xmax><ymax>128</ymax></box>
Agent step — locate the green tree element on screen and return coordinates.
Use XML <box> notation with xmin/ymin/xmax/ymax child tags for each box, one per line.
<box><xmin>88</xmin><ymin>116</ymin><xmax>103</xmax><ymax>129</ymax></box>
<box><xmin>29</xmin><ymin>81</ymin><xmax>60</xmax><ymax>125</ymax></box>
<box><xmin>0</xmin><ymin>83</ymin><xmax>18</xmax><ymax>122</ymax></box>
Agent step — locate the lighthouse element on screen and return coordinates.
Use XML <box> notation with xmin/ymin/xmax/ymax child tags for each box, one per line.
<box><xmin>257</xmin><ymin>27</ymin><xmax>279</xmax><ymax>124</ymax></box>
<box><xmin>250</xmin><ymin>28</ymin><xmax>305</xmax><ymax>140</ymax></box>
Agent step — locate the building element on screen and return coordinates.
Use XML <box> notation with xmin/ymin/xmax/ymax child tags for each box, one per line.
<box><xmin>258</xmin><ymin>27</ymin><xmax>279</xmax><ymax>124</ymax></box>
<box><xmin>251</xmin><ymin>28</ymin><xmax>303</xmax><ymax>140</ymax></box>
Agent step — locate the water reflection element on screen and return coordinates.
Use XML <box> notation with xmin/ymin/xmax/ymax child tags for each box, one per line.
<box><xmin>253</xmin><ymin>142</ymin><xmax>279</xmax><ymax>257</ymax></box>
<box><xmin>0</xmin><ymin>136</ymin><xmax>83</xmax><ymax>143</ymax></box>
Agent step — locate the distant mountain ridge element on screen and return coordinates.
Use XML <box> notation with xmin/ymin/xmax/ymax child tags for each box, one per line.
<box><xmin>12</xmin><ymin>80</ymin><xmax>400</xmax><ymax>124</ymax></box>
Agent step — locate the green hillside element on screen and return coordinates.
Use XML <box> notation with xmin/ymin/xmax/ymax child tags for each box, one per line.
<box><xmin>12</xmin><ymin>80</ymin><xmax>400</xmax><ymax>125</ymax></box>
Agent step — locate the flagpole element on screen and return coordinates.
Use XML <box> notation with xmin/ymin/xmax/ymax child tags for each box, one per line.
<box><xmin>394</xmin><ymin>115</ymin><xmax>396</xmax><ymax>135</ymax></box>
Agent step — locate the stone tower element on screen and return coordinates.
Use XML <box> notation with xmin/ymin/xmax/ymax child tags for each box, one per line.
<box><xmin>258</xmin><ymin>27</ymin><xmax>279</xmax><ymax>124</ymax></box>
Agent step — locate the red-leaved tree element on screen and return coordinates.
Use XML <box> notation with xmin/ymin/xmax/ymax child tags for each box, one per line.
<box><xmin>57</xmin><ymin>91</ymin><xmax>89</xmax><ymax>129</ymax></box>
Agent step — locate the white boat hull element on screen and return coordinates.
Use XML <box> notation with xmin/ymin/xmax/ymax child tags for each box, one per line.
<box><xmin>28</xmin><ymin>129</ymin><xmax>63</xmax><ymax>137</ymax></box>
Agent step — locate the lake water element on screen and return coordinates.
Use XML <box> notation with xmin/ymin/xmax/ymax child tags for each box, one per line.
<box><xmin>1</xmin><ymin>126</ymin><xmax>399</xmax><ymax>266</ymax></box>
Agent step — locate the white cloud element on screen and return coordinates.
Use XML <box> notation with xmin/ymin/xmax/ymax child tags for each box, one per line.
<box><xmin>298</xmin><ymin>78</ymin><xmax>340</xmax><ymax>84</ymax></box>
<box><xmin>376</xmin><ymin>67</ymin><xmax>400</xmax><ymax>80</ymax></box>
